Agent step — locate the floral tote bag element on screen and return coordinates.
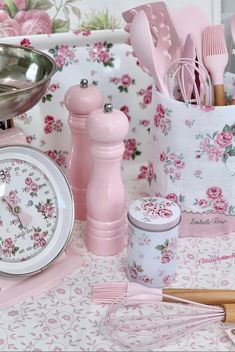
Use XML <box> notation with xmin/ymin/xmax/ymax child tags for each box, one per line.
<box><xmin>148</xmin><ymin>73</ymin><xmax>235</xmax><ymax>237</ymax></box>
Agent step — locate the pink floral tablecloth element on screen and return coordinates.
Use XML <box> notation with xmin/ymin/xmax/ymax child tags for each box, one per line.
<box><xmin>0</xmin><ymin>179</ymin><xmax>235</xmax><ymax>351</ymax></box>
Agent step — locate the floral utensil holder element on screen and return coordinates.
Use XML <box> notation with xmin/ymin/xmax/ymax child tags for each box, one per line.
<box><xmin>127</xmin><ymin>197</ymin><xmax>181</xmax><ymax>288</ymax></box>
<box><xmin>149</xmin><ymin>77</ymin><xmax>235</xmax><ymax>238</ymax></box>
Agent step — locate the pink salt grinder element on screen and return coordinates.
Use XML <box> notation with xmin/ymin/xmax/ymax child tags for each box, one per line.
<box><xmin>64</xmin><ymin>79</ymin><xmax>103</xmax><ymax>220</ymax></box>
<box><xmin>86</xmin><ymin>103</ymin><xmax>129</xmax><ymax>255</ymax></box>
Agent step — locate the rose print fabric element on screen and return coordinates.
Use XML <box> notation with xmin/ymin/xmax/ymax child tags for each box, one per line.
<box><xmin>6</xmin><ymin>36</ymin><xmax>154</xmax><ymax>180</ymax></box>
<box><xmin>149</xmin><ymin>83</ymin><xmax>235</xmax><ymax>238</ymax></box>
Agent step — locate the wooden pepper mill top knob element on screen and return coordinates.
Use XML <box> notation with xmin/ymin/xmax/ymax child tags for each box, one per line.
<box><xmin>64</xmin><ymin>79</ymin><xmax>103</xmax><ymax>116</ymax></box>
<box><xmin>87</xmin><ymin>103</ymin><xmax>129</xmax><ymax>144</ymax></box>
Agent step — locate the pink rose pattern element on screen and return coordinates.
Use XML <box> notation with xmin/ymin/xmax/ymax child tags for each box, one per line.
<box><xmin>156</xmin><ymin>238</ymin><xmax>177</xmax><ymax>264</ymax></box>
<box><xmin>137</xmin><ymin>164</ymin><xmax>148</xmax><ymax>179</ymax></box>
<box><xmin>26</xmin><ymin>134</ymin><xmax>36</xmax><ymax>144</ymax></box>
<box><xmin>7</xmin><ymin>189</ymin><xmax>19</xmax><ymax>204</ymax></box>
<box><xmin>0</xmin><ymin>5</ymin><xmax>53</xmax><ymax>37</ymax></box>
<box><xmin>154</xmin><ymin>191</ymin><xmax>185</xmax><ymax>206</ymax></box>
<box><xmin>137</xmin><ymin>85</ymin><xmax>152</xmax><ymax>109</ymax></box>
<box><xmin>140</xmin><ymin>198</ymin><xmax>174</xmax><ymax>221</ymax></box>
<box><xmin>137</xmin><ymin>162</ymin><xmax>157</xmax><ymax>184</ymax></box>
<box><xmin>15</xmin><ymin>10</ymin><xmax>52</xmax><ymax>35</ymax></box>
<box><xmin>23</xmin><ymin>176</ymin><xmax>39</xmax><ymax>197</ymax></box>
<box><xmin>196</xmin><ymin>124</ymin><xmax>235</xmax><ymax>163</ymax></box>
<box><xmin>120</xmin><ymin>105</ymin><xmax>131</xmax><ymax>122</ymax></box>
<box><xmin>194</xmin><ymin>186</ymin><xmax>234</xmax><ymax>215</ymax></box>
<box><xmin>123</xmin><ymin>138</ymin><xmax>141</xmax><ymax>160</ymax></box>
<box><xmin>31</xmin><ymin>227</ymin><xmax>49</xmax><ymax>249</ymax></box>
<box><xmin>127</xmin><ymin>261</ymin><xmax>153</xmax><ymax>284</ymax></box>
<box><xmin>154</xmin><ymin>103</ymin><xmax>172</xmax><ymax>136</ymax></box>
<box><xmin>160</xmin><ymin>147</ymin><xmax>185</xmax><ymax>182</ymax></box>
<box><xmin>44</xmin><ymin>115</ymin><xmax>63</xmax><ymax>134</ymax></box>
<box><xmin>0</xmin><ymin>0</ymin><xmax>84</xmax><ymax>37</ymax></box>
<box><xmin>159</xmin><ymin>271</ymin><xmax>176</xmax><ymax>285</ymax></box>
<box><xmin>110</xmin><ymin>74</ymin><xmax>135</xmax><ymax>93</ymax></box>
<box><xmin>148</xmin><ymin>162</ymin><xmax>156</xmax><ymax>185</ymax></box>
<box><xmin>88</xmin><ymin>42</ymin><xmax>114</xmax><ymax>67</ymax></box>
<box><xmin>20</xmin><ymin>37</ymin><xmax>32</xmax><ymax>47</ymax></box>
<box><xmin>49</xmin><ymin>45</ymin><xmax>78</xmax><ymax>71</ymax></box>
<box><xmin>42</xmin><ymin>83</ymin><xmax>60</xmax><ymax>103</ymax></box>
<box><xmin>0</xmin><ymin>237</ymin><xmax>19</xmax><ymax>258</ymax></box>
<box><xmin>45</xmin><ymin>150</ymin><xmax>68</xmax><ymax>169</ymax></box>
<box><xmin>35</xmin><ymin>198</ymin><xmax>55</xmax><ymax>219</ymax></box>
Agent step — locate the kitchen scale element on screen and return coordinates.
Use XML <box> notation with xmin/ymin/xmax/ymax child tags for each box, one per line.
<box><xmin>0</xmin><ymin>43</ymin><xmax>82</xmax><ymax>308</ymax></box>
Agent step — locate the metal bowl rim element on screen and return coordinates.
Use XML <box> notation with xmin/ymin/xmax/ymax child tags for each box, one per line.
<box><xmin>0</xmin><ymin>42</ymin><xmax>57</xmax><ymax>97</ymax></box>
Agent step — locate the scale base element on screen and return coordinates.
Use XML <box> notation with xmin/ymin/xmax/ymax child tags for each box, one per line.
<box><xmin>0</xmin><ymin>246</ymin><xmax>82</xmax><ymax>308</ymax></box>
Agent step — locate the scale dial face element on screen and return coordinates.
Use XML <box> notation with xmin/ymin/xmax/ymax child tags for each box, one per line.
<box><xmin>0</xmin><ymin>145</ymin><xmax>74</xmax><ymax>276</ymax></box>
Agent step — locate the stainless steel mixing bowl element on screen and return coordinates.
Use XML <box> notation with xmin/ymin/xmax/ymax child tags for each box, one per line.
<box><xmin>0</xmin><ymin>43</ymin><xmax>56</xmax><ymax>121</ymax></box>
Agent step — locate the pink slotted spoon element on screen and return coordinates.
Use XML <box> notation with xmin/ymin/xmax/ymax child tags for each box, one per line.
<box><xmin>130</xmin><ymin>9</ymin><xmax>171</xmax><ymax>96</ymax></box>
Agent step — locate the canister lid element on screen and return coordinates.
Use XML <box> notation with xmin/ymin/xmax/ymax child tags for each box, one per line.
<box><xmin>128</xmin><ymin>197</ymin><xmax>181</xmax><ymax>231</ymax></box>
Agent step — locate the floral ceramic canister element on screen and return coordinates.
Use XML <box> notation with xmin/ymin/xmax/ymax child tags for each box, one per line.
<box><xmin>127</xmin><ymin>197</ymin><xmax>181</xmax><ymax>288</ymax></box>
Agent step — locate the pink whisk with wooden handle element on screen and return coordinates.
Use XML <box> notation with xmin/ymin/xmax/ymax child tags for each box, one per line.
<box><xmin>99</xmin><ymin>291</ymin><xmax>235</xmax><ymax>350</ymax></box>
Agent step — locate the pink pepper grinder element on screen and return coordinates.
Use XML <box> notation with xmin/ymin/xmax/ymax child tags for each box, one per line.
<box><xmin>86</xmin><ymin>103</ymin><xmax>129</xmax><ymax>255</ymax></box>
<box><xmin>64</xmin><ymin>79</ymin><xmax>103</xmax><ymax>220</ymax></box>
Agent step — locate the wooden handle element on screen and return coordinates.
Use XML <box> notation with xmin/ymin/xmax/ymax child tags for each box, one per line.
<box><xmin>214</xmin><ymin>84</ymin><xmax>226</xmax><ymax>106</ymax></box>
<box><xmin>222</xmin><ymin>304</ymin><xmax>235</xmax><ymax>323</ymax></box>
<box><xmin>163</xmin><ymin>288</ymin><xmax>235</xmax><ymax>305</ymax></box>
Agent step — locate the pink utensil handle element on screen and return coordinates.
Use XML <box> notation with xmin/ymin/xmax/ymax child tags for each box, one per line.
<box><xmin>0</xmin><ymin>249</ymin><xmax>83</xmax><ymax>308</ymax></box>
<box><xmin>86</xmin><ymin>104</ymin><xmax>129</xmax><ymax>256</ymax></box>
<box><xmin>64</xmin><ymin>79</ymin><xmax>103</xmax><ymax>221</ymax></box>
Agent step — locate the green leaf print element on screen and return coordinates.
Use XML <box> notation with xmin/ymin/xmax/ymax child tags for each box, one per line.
<box><xmin>228</xmin><ymin>148</ymin><xmax>235</xmax><ymax>157</ymax></box>
<box><xmin>225</xmin><ymin>145</ymin><xmax>233</xmax><ymax>153</ymax></box>
<box><xmin>5</xmin><ymin>0</ymin><xmax>18</xmax><ymax>17</ymax></box>
<box><xmin>156</xmin><ymin>245</ymin><xmax>165</xmax><ymax>251</ymax></box>
<box><xmin>223</xmin><ymin>124</ymin><xmax>231</xmax><ymax>132</ymax></box>
<box><xmin>229</xmin><ymin>205</ymin><xmax>235</xmax><ymax>215</ymax></box>
<box><xmin>52</xmin><ymin>19</ymin><xmax>70</xmax><ymax>33</ymax></box>
<box><xmin>136</xmin><ymin>265</ymin><xmax>144</xmax><ymax>272</ymax></box>
<box><xmin>222</xmin><ymin>153</ymin><xmax>229</xmax><ymax>163</ymax></box>
<box><xmin>26</xmin><ymin>0</ymin><xmax>53</xmax><ymax>10</ymax></box>
<box><xmin>12</xmin><ymin>246</ymin><xmax>19</xmax><ymax>255</ymax></box>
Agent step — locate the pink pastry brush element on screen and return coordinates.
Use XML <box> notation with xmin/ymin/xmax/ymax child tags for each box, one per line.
<box><xmin>93</xmin><ymin>281</ymin><xmax>235</xmax><ymax>305</ymax></box>
<box><xmin>202</xmin><ymin>24</ymin><xmax>228</xmax><ymax>106</ymax></box>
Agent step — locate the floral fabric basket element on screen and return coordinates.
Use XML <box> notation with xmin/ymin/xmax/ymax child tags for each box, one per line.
<box><xmin>148</xmin><ymin>73</ymin><xmax>235</xmax><ymax>237</ymax></box>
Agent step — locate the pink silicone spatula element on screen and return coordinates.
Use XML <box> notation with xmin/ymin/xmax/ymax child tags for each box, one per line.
<box><xmin>202</xmin><ymin>24</ymin><xmax>228</xmax><ymax>106</ymax></box>
<box><xmin>130</xmin><ymin>9</ymin><xmax>170</xmax><ymax>96</ymax></box>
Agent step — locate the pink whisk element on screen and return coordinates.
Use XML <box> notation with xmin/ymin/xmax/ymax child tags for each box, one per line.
<box><xmin>99</xmin><ymin>291</ymin><xmax>235</xmax><ymax>350</ymax></box>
